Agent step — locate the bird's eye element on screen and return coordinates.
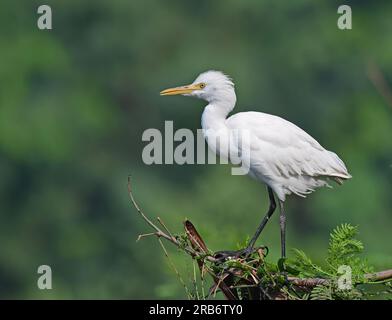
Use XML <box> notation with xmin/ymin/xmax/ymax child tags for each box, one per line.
<box><xmin>199</xmin><ymin>83</ymin><xmax>206</xmax><ymax>89</ymax></box>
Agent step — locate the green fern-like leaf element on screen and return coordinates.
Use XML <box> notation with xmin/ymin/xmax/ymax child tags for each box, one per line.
<box><xmin>290</xmin><ymin>249</ymin><xmax>330</xmax><ymax>278</ymax></box>
<box><xmin>327</xmin><ymin>224</ymin><xmax>364</xmax><ymax>266</ymax></box>
<box><xmin>310</xmin><ymin>284</ymin><xmax>333</xmax><ymax>300</ymax></box>
<box><xmin>326</xmin><ymin>223</ymin><xmax>372</xmax><ymax>283</ymax></box>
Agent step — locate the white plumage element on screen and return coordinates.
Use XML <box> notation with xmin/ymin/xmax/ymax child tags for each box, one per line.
<box><xmin>160</xmin><ymin>70</ymin><xmax>351</xmax><ymax>258</ymax></box>
<box><xmin>226</xmin><ymin>111</ymin><xmax>351</xmax><ymax>201</ymax></box>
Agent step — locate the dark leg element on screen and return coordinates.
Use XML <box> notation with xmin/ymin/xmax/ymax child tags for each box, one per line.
<box><xmin>246</xmin><ymin>187</ymin><xmax>276</xmax><ymax>250</ymax></box>
<box><xmin>214</xmin><ymin>187</ymin><xmax>276</xmax><ymax>260</ymax></box>
<box><xmin>279</xmin><ymin>201</ymin><xmax>286</xmax><ymax>258</ymax></box>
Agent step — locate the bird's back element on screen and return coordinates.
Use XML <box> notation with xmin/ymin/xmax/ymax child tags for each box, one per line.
<box><xmin>226</xmin><ymin>111</ymin><xmax>351</xmax><ymax>201</ymax></box>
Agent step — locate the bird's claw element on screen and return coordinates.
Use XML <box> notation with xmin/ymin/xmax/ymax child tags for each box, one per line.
<box><xmin>213</xmin><ymin>247</ymin><xmax>253</xmax><ymax>262</ymax></box>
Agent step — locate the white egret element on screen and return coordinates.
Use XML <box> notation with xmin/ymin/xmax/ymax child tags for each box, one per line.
<box><xmin>160</xmin><ymin>70</ymin><xmax>351</xmax><ymax>260</ymax></box>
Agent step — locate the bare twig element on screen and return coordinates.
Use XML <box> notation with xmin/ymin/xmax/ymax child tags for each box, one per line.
<box><xmin>128</xmin><ymin>177</ymin><xmax>392</xmax><ymax>299</ymax></box>
<box><xmin>136</xmin><ymin>232</ymin><xmax>157</xmax><ymax>241</ymax></box>
<box><xmin>128</xmin><ymin>177</ymin><xmax>171</xmax><ymax>240</ymax></box>
<box><xmin>287</xmin><ymin>277</ymin><xmax>329</xmax><ymax>287</ymax></box>
<box><xmin>157</xmin><ymin>217</ymin><xmax>176</xmax><ymax>241</ymax></box>
<box><xmin>287</xmin><ymin>269</ymin><xmax>392</xmax><ymax>288</ymax></box>
<box><xmin>365</xmin><ymin>269</ymin><xmax>392</xmax><ymax>282</ymax></box>
<box><xmin>128</xmin><ymin>176</ymin><xmax>210</xmax><ymax>260</ymax></box>
<box><xmin>158</xmin><ymin>238</ymin><xmax>192</xmax><ymax>298</ymax></box>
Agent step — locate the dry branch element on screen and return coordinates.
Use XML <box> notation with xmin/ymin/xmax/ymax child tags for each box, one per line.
<box><xmin>128</xmin><ymin>177</ymin><xmax>392</xmax><ymax>299</ymax></box>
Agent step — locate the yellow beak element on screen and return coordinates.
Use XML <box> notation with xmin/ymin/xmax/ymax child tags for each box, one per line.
<box><xmin>160</xmin><ymin>83</ymin><xmax>200</xmax><ymax>96</ymax></box>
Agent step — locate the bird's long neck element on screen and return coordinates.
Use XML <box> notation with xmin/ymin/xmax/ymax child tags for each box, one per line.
<box><xmin>201</xmin><ymin>93</ymin><xmax>236</xmax><ymax>131</ymax></box>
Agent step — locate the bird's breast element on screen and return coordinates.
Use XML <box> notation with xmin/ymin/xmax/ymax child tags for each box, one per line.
<box><xmin>202</xmin><ymin>127</ymin><xmax>230</xmax><ymax>159</ymax></box>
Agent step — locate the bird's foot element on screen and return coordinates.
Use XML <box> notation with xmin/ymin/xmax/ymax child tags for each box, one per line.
<box><xmin>213</xmin><ymin>247</ymin><xmax>254</xmax><ymax>262</ymax></box>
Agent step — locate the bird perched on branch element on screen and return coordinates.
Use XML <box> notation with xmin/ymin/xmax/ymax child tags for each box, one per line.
<box><xmin>160</xmin><ymin>70</ymin><xmax>351</xmax><ymax>260</ymax></box>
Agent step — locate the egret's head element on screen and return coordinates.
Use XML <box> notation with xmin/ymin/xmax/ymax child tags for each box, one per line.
<box><xmin>160</xmin><ymin>70</ymin><xmax>236</xmax><ymax>105</ymax></box>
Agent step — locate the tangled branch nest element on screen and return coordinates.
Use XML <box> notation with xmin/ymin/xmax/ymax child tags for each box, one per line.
<box><xmin>128</xmin><ymin>177</ymin><xmax>392</xmax><ymax>300</ymax></box>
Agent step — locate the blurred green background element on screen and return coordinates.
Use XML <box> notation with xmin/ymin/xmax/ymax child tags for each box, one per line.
<box><xmin>0</xmin><ymin>0</ymin><xmax>391</xmax><ymax>299</ymax></box>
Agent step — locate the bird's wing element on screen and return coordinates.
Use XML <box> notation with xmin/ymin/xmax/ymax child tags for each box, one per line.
<box><xmin>226</xmin><ymin>111</ymin><xmax>351</xmax><ymax>180</ymax></box>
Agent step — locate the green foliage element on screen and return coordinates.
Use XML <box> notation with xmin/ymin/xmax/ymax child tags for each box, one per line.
<box><xmin>290</xmin><ymin>224</ymin><xmax>371</xmax><ymax>281</ymax></box>
<box><xmin>328</xmin><ymin>224</ymin><xmax>364</xmax><ymax>261</ymax></box>
<box><xmin>327</xmin><ymin>224</ymin><xmax>372</xmax><ymax>282</ymax></box>
<box><xmin>287</xmin><ymin>224</ymin><xmax>386</xmax><ymax>300</ymax></box>
<box><xmin>173</xmin><ymin>224</ymin><xmax>391</xmax><ymax>300</ymax></box>
<box><xmin>291</xmin><ymin>249</ymin><xmax>331</xmax><ymax>278</ymax></box>
<box><xmin>1</xmin><ymin>1</ymin><xmax>392</xmax><ymax>298</ymax></box>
